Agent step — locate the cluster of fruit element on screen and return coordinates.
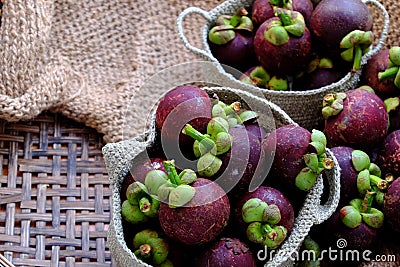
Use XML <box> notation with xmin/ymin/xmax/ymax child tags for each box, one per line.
<box><xmin>207</xmin><ymin>0</ymin><xmax>375</xmax><ymax>91</ymax></box>
<box><xmin>119</xmin><ymin>85</ymin><xmax>336</xmax><ymax>266</ymax></box>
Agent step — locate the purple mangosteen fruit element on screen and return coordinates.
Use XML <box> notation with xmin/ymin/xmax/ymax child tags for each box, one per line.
<box><xmin>155</xmin><ymin>85</ymin><xmax>211</xmax><ymax>162</ymax></box>
<box><xmin>377</xmin><ymin>130</ymin><xmax>400</xmax><ymax>178</ymax></box>
<box><xmin>293</xmin><ymin>57</ymin><xmax>343</xmax><ymax>90</ymax></box>
<box><xmin>310</xmin><ymin>0</ymin><xmax>373</xmax><ymax>59</ymax></box>
<box><xmin>239</xmin><ymin>65</ymin><xmax>288</xmax><ymax>90</ymax></box>
<box><xmin>193</xmin><ymin>237</ymin><xmax>257</xmax><ymax>267</ymax></box>
<box><xmin>262</xmin><ymin>125</ymin><xmax>334</xmax><ymax>195</ymax></box>
<box><xmin>234</xmin><ymin>186</ymin><xmax>295</xmax><ymax>250</ymax></box>
<box><xmin>384</xmin><ymin>97</ymin><xmax>400</xmax><ymax>133</ymax></box>
<box><xmin>253</xmin><ymin>9</ymin><xmax>313</xmax><ymax>76</ymax></box>
<box><xmin>323</xmin><ymin>197</ymin><xmax>383</xmax><ymax>252</ymax></box>
<box><xmin>251</xmin><ymin>0</ymin><xmax>313</xmax><ymax>28</ymax></box>
<box><xmin>362</xmin><ymin>48</ymin><xmax>400</xmax><ymax>97</ymax></box>
<box><xmin>322</xmin><ymin>88</ymin><xmax>388</xmax><ymax>150</ymax></box>
<box><xmin>158</xmin><ymin>177</ymin><xmax>230</xmax><ymax>246</ymax></box>
<box><xmin>383</xmin><ymin>178</ymin><xmax>400</xmax><ymax>234</ymax></box>
<box><xmin>245</xmin><ymin>123</ymin><xmax>268</xmax><ymax>143</ymax></box>
<box><xmin>208</xmin><ymin>8</ymin><xmax>257</xmax><ymax>71</ymax></box>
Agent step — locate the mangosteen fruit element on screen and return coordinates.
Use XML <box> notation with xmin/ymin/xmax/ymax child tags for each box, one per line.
<box><xmin>253</xmin><ymin>8</ymin><xmax>313</xmax><ymax>76</ymax></box>
<box><xmin>251</xmin><ymin>0</ymin><xmax>314</xmax><ymax>28</ymax></box>
<box><xmin>132</xmin><ymin>229</ymin><xmax>171</xmax><ymax>266</ymax></box>
<box><xmin>377</xmin><ymin>130</ymin><xmax>400</xmax><ymax>178</ymax></box>
<box><xmin>322</xmin><ymin>88</ymin><xmax>388</xmax><ymax>150</ymax></box>
<box><xmin>193</xmin><ymin>237</ymin><xmax>257</xmax><ymax>267</ymax></box>
<box><xmin>234</xmin><ymin>186</ymin><xmax>294</xmax><ymax>250</ymax></box>
<box><xmin>310</xmin><ymin>0</ymin><xmax>373</xmax><ymax>59</ymax></box>
<box><xmin>208</xmin><ymin>8</ymin><xmax>257</xmax><ymax>71</ymax></box>
<box><xmin>158</xmin><ymin>177</ymin><xmax>230</xmax><ymax>246</ymax></box>
<box><xmin>155</xmin><ymin>85</ymin><xmax>211</xmax><ymax>163</ymax></box>
<box><xmin>362</xmin><ymin>48</ymin><xmax>400</xmax><ymax>97</ymax></box>
<box><xmin>383</xmin><ymin>178</ymin><xmax>400</xmax><ymax>234</ymax></box>
<box><xmin>324</xmin><ymin>196</ymin><xmax>383</xmax><ymax>253</ymax></box>
<box><xmin>293</xmin><ymin>57</ymin><xmax>343</xmax><ymax>90</ymax></box>
<box><xmin>384</xmin><ymin>97</ymin><xmax>400</xmax><ymax>133</ymax></box>
<box><xmin>245</xmin><ymin>123</ymin><xmax>268</xmax><ymax>143</ymax></box>
<box><xmin>239</xmin><ymin>65</ymin><xmax>288</xmax><ymax>90</ymax></box>
<box><xmin>262</xmin><ymin>125</ymin><xmax>333</xmax><ymax>194</ymax></box>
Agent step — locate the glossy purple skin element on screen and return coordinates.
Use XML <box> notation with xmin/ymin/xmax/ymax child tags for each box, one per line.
<box><xmin>294</xmin><ymin>68</ymin><xmax>343</xmax><ymax>91</ymax></box>
<box><xmin>193</xmin><ymin>237</ymin><xmax>257</xmax><ymax>267</ymax></box>
<box><xmin>120</xmin><ymin>157</ymin><xmax>166</xmax><ymax>201</ymax></box>
<box><xmin>330</xmin><ymin>147</ymin><xmax>359</xmax><ymax>206</ymax></box>
<box><xmin>383</xmin><ymin>178</ymin><xmax>400</xmax><ymax>234</ymax></box>
<box><xmin>324</xmin><ymin>89</ymin><xmax>388</xmax><ymax>150</ymax></box>
<box><xmin>262</xmin><ymin>125</ymin><xmax>311</xmax><ymax>192</ymax></box>
<box><xmin>254</xmin><ymin>17</ymin><xmax>313</xmax><ymax>76</ymax></box>
<box><xmin>234</xmin><ymin>186</ymin><xmax>295</xmax><ymax>235</ymax></box>
<box><xmin>310</xmin><ymin>0</ymin><xmax>373</xmax><ymax>57</ymax></box>
<box><xmin>362</xmin><ymin>49</ymin><xmax>398</xmax><ymax>98</ymax></box>
<box><xmin>245</xmin><ymin>123</ymin><xmax>268</xmax><ymax>143</ymax></box>
<box><xmin>251</xmin><ymin>0</ymin><xmax>314</xmax><ymax>27</ymax></box>
<box><xmin>159</xmin><ymin>178</ymin><xmax>230</xmax><ymax>246</ymax></box>
<box><xmin>155</xmin><ymin>85</ymin><xmax>211</xmax><ymax>149</ymax></box>
<box><xmin>377</xmin><ymin>130</ymin><xmax>400</xmax><ymax>178</ymax></box>
<box><xmin>324</xmin><ymin>210</ymin><xmax>379</xmax><ymax>251</ymax></box>
<box><xmin>209</xmin><ymin>32</ymin><xmax>257</xmax><ymax>72</ymax></box>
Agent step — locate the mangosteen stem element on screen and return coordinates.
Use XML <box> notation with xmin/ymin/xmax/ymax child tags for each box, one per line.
<box><xmin>378</xmin><ymin>66</ymin><xmax>399</xmax><ymax>81</ymax></box>
<box><xmin>139</xmin><ymin>197</ymin><xmax>152</xmax><ymax>213</ymax></box>
<box><xmin>138</xmin><ymin>244</ymin><xmax>152</xmax><ymax>258</ymax></box>
<box><xmin>163</xmin><ymin>160</ymin><xmax>182</xmax><ymax>186</ymax></box>
<box><xmin>224</xmin><ymin>102</ymin><xmax>241</xmax><ymax>115</ymax></box>
<box><xmin>361</xmin><ymin>191</ymin><xmax>375</xmax><ymax>214</ymax></box>
<box><xmin>353</xmin><ymin>46</ymin><xmax>363</xmax><ymax>72</ymax></box>
<box><xmin>370</xmin><ymin>175</ymin><xmax>388</xmax><ymax>191</ymax></box>
<box><xmin>182</xmin><ymin>124</ymin><xmax>216</xmax><ymax>153</ymax></box>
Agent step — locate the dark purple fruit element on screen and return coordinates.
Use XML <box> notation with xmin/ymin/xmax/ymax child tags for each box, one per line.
<box><xmin>330</xmin><ymin>146</ymin><xmax>359</xmax><ymax>207</ymax></box>
<box><xmin>323</xmin><ymin>88</ymin><xmax>388</xmax><ymax>150</ymax></box>
<box><xmin>155</xmin><ymin>85</ymin><xmax>211</xmax><ymax>160</ymax></box>
<box><xmin>324</xmin><ymin>210</ymin><xmax>380</xmax><ymax>252</ymax></box>
<box><xmin>253</xmin><ymin>9</ymin><xmax>313</xmax><ymax>76</ymax></box>
<box><xmin>158</xmin><ymin>178</ymin><xmax>230</xmax><ymax>246</ymax></box>
<box><xmin>293</xmin><ymin>57</ymin><xmax>343</xmax><ymax>90</ymax></box>
<box><xmin>193</xmin><ymin>237</ymin><xmax>257</xmax><ymax>267</ymax></box>
<box><xmin>234</xmin><ymin>186</ymin><xmax>295</xmax><ymax>235</ymax></box>
<box><xmin>217</xmin><ymin>126</ymin><xmax>267</xmax><ymax>197</ymax></box>
<box><xmin>383</xmin><ymin>178</ymin><xmax>400</xmax><ymax>234</ymax></box>
<box><xmin>208</xmin><ymin>8</ymin><xmax>257</xmax><ymax>71</ymax></box>
<box><xmin>377</xmin><ymin>130</ymin><xmax>400</xmax><ymax>178</ymax></box>
<box><xmin>245</xmin><ymin>123</ymin><xmax>267</xmax><ymax>143</ymax></box>
<box><xmin>310</xmin><ymin>0</ymin><xmax>373</xmax><ymax>58</ymax></box>
<box><xmin>251</xmin><ymin>0</ymin><xmax>313</xmax><ymax>28</ymax></box>
<box><xmin>121</xmin><ymin>157</ymin><xmax>166</xmax><ymax>201</ymax></box>
<box><xmin>362</xmin><ymin>49</ymin><xmax>399</xmax><ymax>97</ymax></box>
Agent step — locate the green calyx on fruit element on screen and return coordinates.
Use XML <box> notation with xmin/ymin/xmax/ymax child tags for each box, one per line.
<box><xmin>242</xmin><ymin>198</ymin><xmax>287</xmax><ymax>249</ymax></box>
<box><xmin>209</xmin><ymin>8</ymin><xmax>253</xmax><ymax>45</ymax></box>
<box><xmin>133</xmin><ymin>230</ymin><xmax>170</xmax><ymax>265</ymax></box>
<box><xmin>269</xmin><ymin>0</ymin><xmax>291</xmax><ymax>8</ymax></box>
<box><xmin>379</xmin><ymin>46</ymin><xmax>400</xmax><ymax>88</ymax></box>
<box><xmin>341</xmin><ymin>193</ymin><xmax>385</xmax><ymax>229</ymax></box>
<box><xmin>307</xmin><ymin>58</ymin><xmax>334</xmax><ymax>74</ymax></box>
<box><xmin>197</xmin><ymin>152</ymin><xmax>223</xmax><ymax>177</ymax></box>
<box><xmin>384</xmin><ymin>97</ymin><xmax>400</xmax><ymax>113</ymax></box>
<box><xmin>242</xmin><ymin>198</ymin><xmax>282</xmax><ymax>225</ymax></box>
<box><xmin>162</xmin><ymin>160</ymin><xmax>197</xmax><ymax>207</ymax></box>
<box><xmin>321</xmin><ymin>92</ymin><xmax>347</xmax><ymax>120</ymax></box>
<box><xmin>340</xmin><ymin>30</ymin><xmax>374</xmax><ymax>71</ymax></box>
<box><xmin>182</xmin><ymin>124</ymin><xmax>217</xmax><ymax>155</ymax></box>
<box><xmin>246</xmin><ymin>222</ymin><xmax>288</xmax><ymax>249</ymax></box>
<box><xmin>296</xmin><ymin>130</ymin><xmax>333</xmax><ymax>191</ymax></box>
<box><xmin>240</xmin><ymin>66</ymin><xmax>288</xmax><ymax>90</ymax></box>
<box><xmin>122</xmin><ymin>181</ymin><xmax>160</xmax><ymax>223</ymax></box>
<box><xmin>268</xmin><ymin>76</ymin><xmax>288</xmax><ymax>91</ymax></box>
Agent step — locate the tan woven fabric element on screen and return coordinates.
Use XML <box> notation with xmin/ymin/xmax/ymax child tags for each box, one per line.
<box><xmin>0</xmin><ymin>0</ymin><xmax>398</xmax><ymax>143</ymax></box>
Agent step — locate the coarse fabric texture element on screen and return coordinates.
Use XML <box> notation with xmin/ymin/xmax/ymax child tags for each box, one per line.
<box><xmin>0</xmin><ymin>0</ymin><xmax>398</xmax><ymax>143</ymax></box>
<box><xmin>102</xmin><ymin>86</ymin><xmax>341</xmax><ymax>267</ymax></box>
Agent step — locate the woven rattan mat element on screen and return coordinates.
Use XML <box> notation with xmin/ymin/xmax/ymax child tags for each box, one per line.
<box><xmin>0</xmin><ymin>112</ymin><xmax>112</xmax><ymax>266</ymax></box>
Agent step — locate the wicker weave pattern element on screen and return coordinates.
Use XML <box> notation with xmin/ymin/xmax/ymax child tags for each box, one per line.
<box><xmin>0</xmin><ymin>112</ymin><xmax>112</xmax><ymax>266</ymax></box>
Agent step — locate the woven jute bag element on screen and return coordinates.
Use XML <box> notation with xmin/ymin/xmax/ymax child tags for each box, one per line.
<box><xmin>102</xmin><ymin>86</ymin><xmax>341</xmax><ymax>267</ymax></box>
<box><xmin>177</xmin><ymin>0</ymin><xmax>390</xmax><ymax>131</ymax></box>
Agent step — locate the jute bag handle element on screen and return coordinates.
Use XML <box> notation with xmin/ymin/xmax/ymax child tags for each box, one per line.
<box><xmin>0</xmin><ymin>0</ymin><xmax>83</xmax><ymax>121</ymax></box>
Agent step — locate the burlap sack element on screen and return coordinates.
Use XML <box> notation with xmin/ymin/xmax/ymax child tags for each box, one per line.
<box><xmin>0</xmin><ymin>0</ymin><xmax>398</xmax><ymax>143</ymax></box>
<box><xmin>102</xmin><ymin>86</ymin><xmax>341</xmax><ymax>267</ymax></box>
